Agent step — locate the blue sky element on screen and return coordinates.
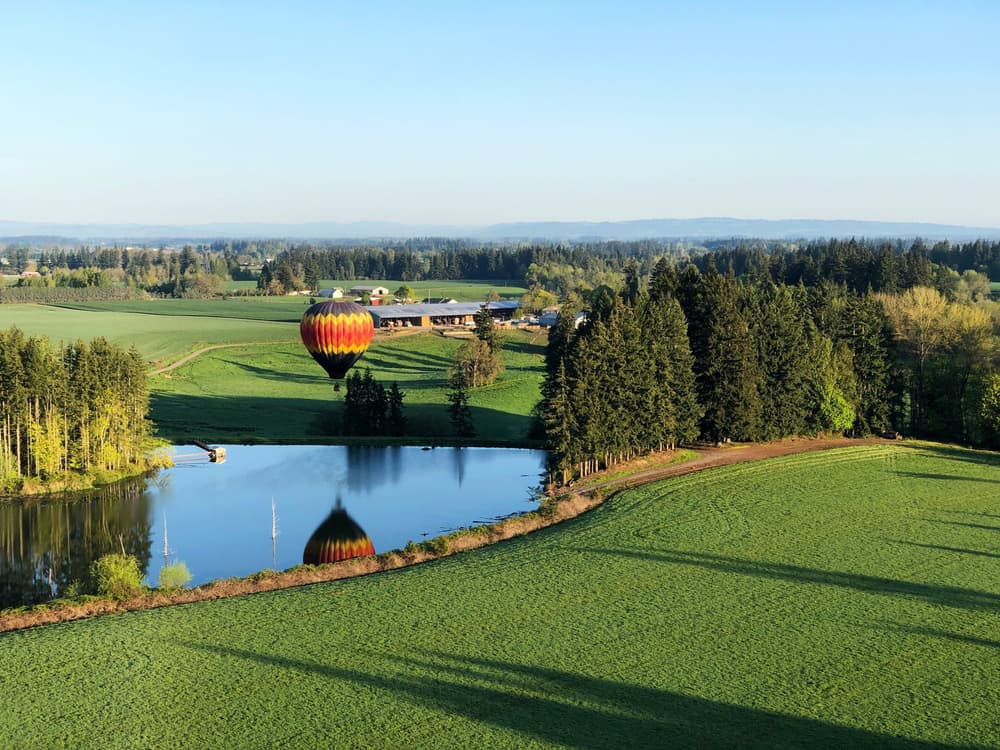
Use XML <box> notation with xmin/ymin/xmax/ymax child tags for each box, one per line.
<box><xmin>2</xmin><ymin>1</ymin><xmax>998</xmax><ymax>226</ymax></box>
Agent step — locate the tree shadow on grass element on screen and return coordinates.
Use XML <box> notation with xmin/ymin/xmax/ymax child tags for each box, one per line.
<box><xmin>938</xmin><ymin>510</ymin><xmax>1000</xmax><ymax>521</ymax></box>
<box><xmin>503</xmin><ymin>338</ymin><xmax>547</xmax><ymax>357</ymax></box>
<box><xmin>566</xmin><ymin>547</ymin><xmax>1000</xmax><ymax>613</ymax></box>
<box><xmin>898</xmin><ymin>443</ymin><xmax>1000</xmax><ymax>469</ymax></box>
<box><xmin>925</xmin><ymin>520</ymin><xmax>1000</xmax><ymax>534</ymax></box>
<box><xmin>894</xmin><ymin>471</ymin><xmax>1000</xmax><ymax>485</ymax></box>
<box><xmin>217</xmin><ymin>359</ymin><xmax>326</xmax><ymax>385</ymax></box>
<box><xmin>176</xmin><ymin>642</ymin><xmax>966</xmax><ymax>749</ymax></box>
<box><xmin>886</xmin><ymin>539</ymin><xmax>1000</xmax><ymax>560</ymax></box>
<box><xmin>366</xmin><ymin>348</ymin><xmax>457</xmax><ymax>371</ymax></box>
<box><xmin>149</xmin><ymin>393</ymin><xmax>535</xmax><ymax>444</ymax></box>
<box><xmin>866</xmin><ymin>622</ymin><xmax>1000</xmax><ymax>651</ymax></box>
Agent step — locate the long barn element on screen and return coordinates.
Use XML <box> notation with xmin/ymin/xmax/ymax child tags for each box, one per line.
<box><xmin>364</xmin><ymin>301</ymin><xmax>520</xmax><ymax>328</ymax></box>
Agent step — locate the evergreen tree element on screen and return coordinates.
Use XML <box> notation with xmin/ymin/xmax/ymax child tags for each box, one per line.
<box><xmin>473</xmin><ymin>305</ymin><xmax>502</xmax><ymax>354</ymax></box>
<box><xmin>387</xmin><ymin>382</ymin><xmax>407</xmax><ymax>436</ymax></box>
<box><xmin>447</xmin><ymin>369</ymin><xmax>475</xmax><ymax>438</ymax></box>
<box><xmin>701</xmin><ymin>271</ymin><xmax>763</xmax><ymax>442</ymax></box>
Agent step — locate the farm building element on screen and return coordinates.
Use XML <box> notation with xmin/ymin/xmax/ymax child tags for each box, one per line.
<box><xmin>365</xmin><ymin>301</ymin><xmax>520</xmax><ymax>328</ymax></box>
<box><xmin>317</xmin><ymin>287</ymin><xmax>345</xmax><ymax>298</ymax></box>
<box><xmin>349</xmin><ymin>285</ymin><xmax>391</xmax><ymax>297</ymax></box>
<box><xmin>538</xmin><ymin>310</ymin><xmax>588</xmax><ymax>328</ymax></box>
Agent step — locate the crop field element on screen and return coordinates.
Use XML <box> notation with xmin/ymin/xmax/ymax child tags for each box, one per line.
<box><xmin>0</xmin><ymin>304</ymin><xmax>298</xmax><ymax>365</ymax></box>
<box><xmin>0</xmin><ymin>443</ymin><xmax>996</xmax><ymax>748</ymax></box>
<box><xmin>150</xmin><ymin>329</ymin><xmax>547</xmax><ymax>443</ymax></box>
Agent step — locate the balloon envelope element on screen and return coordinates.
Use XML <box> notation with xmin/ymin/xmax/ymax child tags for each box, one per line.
<box><xmin>300</xmin><ymin>300</ymin><xmax>374</xmax><ymax>380</ymax></box>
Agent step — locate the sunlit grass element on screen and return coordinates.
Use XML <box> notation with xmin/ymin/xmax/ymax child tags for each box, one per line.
<box><xmin>0</xmin><ymin>303</ymin><xmax>297</xmax><ymax>364</ymax></box>
<box><xmin>0</xmin><ymin>443</ymin><xmax>996</xmax><ymax>748</ymax></box>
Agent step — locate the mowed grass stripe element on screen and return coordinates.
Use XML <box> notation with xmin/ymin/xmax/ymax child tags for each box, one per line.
<box><xmin>1</xmin><ymin>444</ymin><xmax>998</xmax><ymax>748</ymax></box>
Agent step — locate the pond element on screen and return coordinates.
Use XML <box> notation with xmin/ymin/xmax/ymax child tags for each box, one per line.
<box><xmin>0</xmin><ymin>445</ymin><xmax>547</xmax><ymax>609</ymax></box>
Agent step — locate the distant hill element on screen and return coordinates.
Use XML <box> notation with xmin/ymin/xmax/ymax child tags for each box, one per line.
<box><xmin>2</xmin><ymin>217</ymin><xmax>999</xmax><ymax>243</ymax></box>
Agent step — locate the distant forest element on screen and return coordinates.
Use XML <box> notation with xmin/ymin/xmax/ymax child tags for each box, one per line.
<box><xmin>2</xmin><ymin>237</ymin><xmax>998</xmax><ymax>302</ymax></box>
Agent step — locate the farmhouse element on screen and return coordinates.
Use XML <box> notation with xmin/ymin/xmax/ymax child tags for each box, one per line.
<box><xmin>365</xmin><ymin>300</ymin><xmax>520</xmax><ymax>328</ymax></box>
<box><xmin>349</xmin><ymin>285</ymin><xmax>391</xmax><ymax>297</ymax></box>
<box><xmin>317</xmin><ymin>287</ymin><xmax>345</xmax><ymax>298</ymax></box>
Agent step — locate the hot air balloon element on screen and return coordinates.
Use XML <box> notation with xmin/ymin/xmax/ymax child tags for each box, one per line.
<box><xmin>303</xmin><ymin>497</ymin><xmax>376</xmax><ymax>565</ymax></box>
<box><xmin>299</xmin><ymin>299</ymin><xmax>374</xmax><ymax>390</ymax></box>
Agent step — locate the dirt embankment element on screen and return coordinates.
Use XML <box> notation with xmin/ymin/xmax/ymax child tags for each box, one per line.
<box><xmin>0</xmin><ymin>436</ymin><xmax>883</xmax><ymax>633</ymax></box>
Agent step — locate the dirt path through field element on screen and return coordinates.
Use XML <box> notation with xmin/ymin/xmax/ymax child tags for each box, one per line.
<box><xmin>149</xmin><ymin>327</ymin><xmax>422</xmax><ymax>376</ymax></box>
<box><xmin>150</xmin><ymin>340</ymin><xmax>302</xmax><ymax>376</ymax></box>
<box><xmin>554</xmin><ymin>436</ymin><xmax>888</xmax><ymax>498</ymax></box>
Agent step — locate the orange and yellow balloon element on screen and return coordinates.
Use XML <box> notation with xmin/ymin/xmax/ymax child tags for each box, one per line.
<box><xmin>299</xmin><ymin>299</ymin><xmax>374</xmax><ymax>382</ymax></box>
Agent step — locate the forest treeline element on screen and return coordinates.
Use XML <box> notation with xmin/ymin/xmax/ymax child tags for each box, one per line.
<box><xmin>4</xmin><ymin>237</ymin><xmax>998</xmax><ymax>302</ymax></box>
<box><xmin>538</xmin><ymin>259</ymin><xmax>1000</xmax><ymax>485</ymax></box>
<box><xmin>0</xmin><ymin>328</ymin><xmax>156</xmax><ymax>494</ymax></box>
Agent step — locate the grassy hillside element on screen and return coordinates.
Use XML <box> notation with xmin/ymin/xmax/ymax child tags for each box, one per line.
<box><xmin>150</xmin><ymin>329</ymin><xmax>547</xmax><ymax>443</ymax></box>
<box><xmin>1</xmin><ymin>443</ymin><xmax>997</xmax><ymax>748</ymax></box>
<box><xmin>0</xmin><ymin>303</ymin><xmax>297</xmax><ymax>365</ymax></box>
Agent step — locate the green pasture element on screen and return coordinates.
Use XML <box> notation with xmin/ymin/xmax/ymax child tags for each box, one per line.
<box><xmin>0</xmin><ymin>304</ymin><xmax>297</xmax><ymax>365</ymax></box>
<box><xmin>1</xmin><ymin>443</ymin><xmax>997</xmax><ymax>748</ymax></box>
<box><xmin>51</xmin><ymin>296</ymin><xmax>315</xmax><ymax>323</ymax></box>
<box><xmin>150</xmin><ymin>329</ymin><xmax>547</xmax><ymax>444</ymax></box>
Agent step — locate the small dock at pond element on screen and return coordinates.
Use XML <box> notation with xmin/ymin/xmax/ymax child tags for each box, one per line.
<box><xmin>174</xmin><ymin>441</ymin><xmax>227</xmax><ymax>464</ymax></box>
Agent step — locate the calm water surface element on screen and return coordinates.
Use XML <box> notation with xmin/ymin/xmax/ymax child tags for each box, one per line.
<box><xmin>0</xmin><ymin>445</ymin><xmax>546</xmax><ymax>608</ymax></box>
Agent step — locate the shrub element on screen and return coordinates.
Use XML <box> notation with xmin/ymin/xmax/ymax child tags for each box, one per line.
<box><xmin>158</xmin><ymin>561</ymin><xmax>192</xmax><ymax>592</ymax></box>
<box><xmin>416</xmin><ymin>537</ymin><xmax>449</xmax><ymax>555</ymax></box>
<box><xmin>247</xmin><ymin>569</ymin><xmax>278</xmax><ymax>582</ymax></box>
<box><xmin>91</xmin><ymin>553</ymin><xmax>143</xmax><ymax>600</ymax></box>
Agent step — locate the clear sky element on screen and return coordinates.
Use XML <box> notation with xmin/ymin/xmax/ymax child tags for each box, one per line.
<box><xmin>2</xmin><ymin>1</ymin><xmax>998</xmax><ymax>226</ymax></box>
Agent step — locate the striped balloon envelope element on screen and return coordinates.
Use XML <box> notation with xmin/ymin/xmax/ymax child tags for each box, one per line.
<box><xmin>299</xmin><ymin>299</ymin><xmax>374</xmax><ymax>383</ymax></box>
<box><xmin>303</xmin><ymin>499</ymin><xmax>376</xmax><ymax>565</ymax></box>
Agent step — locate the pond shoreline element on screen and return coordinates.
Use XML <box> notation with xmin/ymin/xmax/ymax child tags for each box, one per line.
<box><xmin>0</xmin><ymin>436</ymin><xmax>886</xmax><ymax>633</ymax></box>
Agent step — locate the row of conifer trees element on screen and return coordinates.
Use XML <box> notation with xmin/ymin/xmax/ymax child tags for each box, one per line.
<box><xmin>0</xmin><ymin>327</ymin><xmax>152</xmax><ymax>490</ymax></box>
<box><xmin>539</xmin><ymin>260</ymin><xmax>899</xmax><ymax>485</ymax></box>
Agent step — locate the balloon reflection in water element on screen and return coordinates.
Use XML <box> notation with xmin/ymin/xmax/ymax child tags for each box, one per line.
<box><xmin>302</xmin><ymin>497</ymin><xmax>375</xmax><ymax>565</ymax></box>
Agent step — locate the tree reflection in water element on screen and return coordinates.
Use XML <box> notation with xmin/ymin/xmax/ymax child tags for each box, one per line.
<box><xmin>0</xmin><ymin>478</ymin><xmax>152</xmax><ymax>609</ymax></box>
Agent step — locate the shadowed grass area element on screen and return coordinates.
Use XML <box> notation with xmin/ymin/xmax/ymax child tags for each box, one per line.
<box><xmin>0</xmin><ymin>444</ymin><xmax>997</xmax><ymax>748</ymax></box>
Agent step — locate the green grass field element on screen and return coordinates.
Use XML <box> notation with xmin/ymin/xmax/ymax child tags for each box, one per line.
<box><xmin>150</xmin><ymin>329</ymin><xmax>547</xmax><ymax>443</ymax></box>
<box><xmin>48</xmin><ymin>296</ymin><xmax>314</xmax><ymax>323</ymax></box>
<box><xmin>1</xmin><ymin>443</ymin><xmax>996</xmax><ymax>748</ymax></box>
<box><xmin>0</xmin><ymin>303</ymin><xmax>298</xmax><ymax>364</ymax></box>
